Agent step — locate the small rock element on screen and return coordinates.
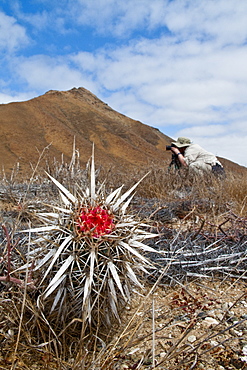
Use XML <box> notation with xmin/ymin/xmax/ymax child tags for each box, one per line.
<box><xmin>202</xmin><ymin>317</ymin><xmax>219</xmax><ymax>326</ymax></box>
<box><xmin>187</xmin><ymin>335</ymin><xmax>197</xmax><ymax>343</ymax></box>
<box><xmin>240</xmin><ymin>300</ymin><xmax>247</xmax><ymax>308</ymax></box>
<box><xmin>7</xmin><ymin>329</ymin><xmax>14</xmax><ymax>337</ymax></box>
<box><xmin>242</xmin><ymin>344</ymin><xmax>247</xmax><ymax>354</ymax></box>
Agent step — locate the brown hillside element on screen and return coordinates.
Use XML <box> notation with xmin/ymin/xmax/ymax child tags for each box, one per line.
<box><xmin>0</xmin><ymin>87</ymin><xmax>173</xmax><ymax>175</ymax></box>
<box><xmin>0</xmin><ymin>87</ymin><xmax>245</xmax><ymax>176</ymax></box>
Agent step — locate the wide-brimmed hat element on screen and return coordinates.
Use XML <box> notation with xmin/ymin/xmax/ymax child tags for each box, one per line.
<box><xmin>171</xmin><ymin>137</ymin><xmax>191</xmax><ymax>148</ymax></box>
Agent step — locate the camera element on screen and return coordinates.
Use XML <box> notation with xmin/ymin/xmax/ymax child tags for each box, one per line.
<box><xmin>166</xmin><ymin>144</ymin><xmax>175</xmax><ymax>151</ymax></box>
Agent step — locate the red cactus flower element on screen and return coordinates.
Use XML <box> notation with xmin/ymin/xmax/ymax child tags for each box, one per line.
<box><xmin>76</xmin><ymin>206</ymin><xmax>115</xmax><ymax>238</ymax></box>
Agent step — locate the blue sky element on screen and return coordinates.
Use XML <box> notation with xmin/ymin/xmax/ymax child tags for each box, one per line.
<box><xmin>1</xmin><ymin>0</ymin><xmax>247</xmax><ymax>167</ymax></box>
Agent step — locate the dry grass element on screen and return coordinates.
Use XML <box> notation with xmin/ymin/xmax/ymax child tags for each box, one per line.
<box><xmin>135</xmin><ymin>166</ymin><xmax>247</xmax><ymax>215</ymax></box>
<box><xmin>0</xmin><ymin>153</ymin><xmax>246</xmax><ymax>369</ymax></box>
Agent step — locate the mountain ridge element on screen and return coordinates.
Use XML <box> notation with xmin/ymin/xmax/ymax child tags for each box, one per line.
<box><xmin>0</xmin><ymin>87</ymin><xmax>245</xmax><ymax>176</ymax></box>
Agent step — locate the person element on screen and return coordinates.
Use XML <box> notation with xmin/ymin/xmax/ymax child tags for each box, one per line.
<box><xmin>169</xmin><ymin>137</ymin><xmax>225</xmax><ymax>175</ymax></box>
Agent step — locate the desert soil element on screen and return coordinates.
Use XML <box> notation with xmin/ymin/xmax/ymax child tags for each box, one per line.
<box><xmin>110</xmin><ymin>278</ymin><xmax>247</xmax><ymax>370</ymax></box>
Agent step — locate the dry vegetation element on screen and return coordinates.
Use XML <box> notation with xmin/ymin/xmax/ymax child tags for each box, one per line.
<box><xmin>0</xmin><ymin>154</ymin><xmax>246</xmax><ymax>370</ymax></box>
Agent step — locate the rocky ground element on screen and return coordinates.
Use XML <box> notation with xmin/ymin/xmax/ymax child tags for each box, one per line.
<box><xmin>0</xmin><ymin>279</ymin><xmax>247</xmax><ymax>369</ymax></box>
<box><xmin>109</xmin><ymin>279</ymin><xmax>247</xmax><ymax>370</ymax></box>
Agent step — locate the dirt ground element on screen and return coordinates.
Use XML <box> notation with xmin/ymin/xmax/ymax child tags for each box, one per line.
<box><xmin>1</xmin><ymin>278</ymin><xmax>247</xmax><ymax>369</ymax></box>
<box><xmin>107</xmin><ymin>278</ymin><xmax>247</xmax><ymax>370</ymax></box>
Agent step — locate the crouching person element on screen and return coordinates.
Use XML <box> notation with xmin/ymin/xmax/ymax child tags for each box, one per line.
<box><xmin>169</xmin><ymin>137</ymin><xmax>225</xmax><ymax>176</ymax></box>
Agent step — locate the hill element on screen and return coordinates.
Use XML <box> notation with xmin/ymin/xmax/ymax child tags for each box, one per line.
<box><xmin>0</xmin><ymin>87</ymin><xmax>245</xmax><ymax>176</ymax></box>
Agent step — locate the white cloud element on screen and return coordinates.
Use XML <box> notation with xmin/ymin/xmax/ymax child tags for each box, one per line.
<box><xmin>159</xmin><ymin>0</ymin><xmax>247</xmax><ymax>46</ymax></box>
<box><xmin>176</xmin><ymin>125</ymin><xmax>227</xmax><ymax>138</ymax></box>
<box><xmin>0</xmin><ymin>91</ymin><xmax>36</xmax><ymax>104</ymax></box>
<box><xmin>15</xmin><ymin>55</ymin><xmax>98</xmax><ymax>92</ymax></box>
<box><xmin>70</xmin><ymin>34</ymin><xmax>247</xmax><ymax>136</ymax></box>
<box><xmin>0</xmin><ymin>12</ymin><xmax>29</xmax><ymax>52</ymax></box>
<box><xmin>71</xmin><ymin>0</ymin><xmax>168</xmax><ymax>36</ymax></box>
<box><xmin>18</xmin><ymin>10</ymin><xmax>49</xmax><ymax>31</ymax></box>
<box><xmin>229</xmin><ymin>120</ymin><xmax>247</xmax><ymax>133</ymax></box>
<box><xmin>63</xmin><ymin>0</ymin><xmax>247</xmax><ymax>46</ymax></box>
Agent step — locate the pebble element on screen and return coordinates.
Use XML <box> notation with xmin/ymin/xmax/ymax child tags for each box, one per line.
<box><xmin>159</xmin><ymin>352</ymin><xmax>166</xmax><ymax>358</ymax></box>
<box><xmin>240</xmin><ymin>300</ymin><xmax>247</xmax><ymax>308</ymax></box>
<box><xmin>7</xmin><ymin>329</ymin><xmax>14</xmax><ymax>337</ymax></box>
<box><xmin>241</xmin><ymin>346</ymin><xmax>247</xmax><ymax>363</ymax></box>
<box><xmin>242</xmin><ymin>344</ymin><xmax>247</xmax><ymax>354</ymax></box>
<box><xmin>187</xmin><ymin>335</ymin><xmax>197</xmax><ymax>343</ymax></box>
<box><xmin>202</xmin><ymin>317</ymin><xmax>219</xmax><ymax>326</ymax></box>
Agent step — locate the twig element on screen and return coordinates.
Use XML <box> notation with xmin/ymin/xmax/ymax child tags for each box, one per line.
<box><xmin>149</xmin><ymin>206</ymin><xmax>167</xmax><ymax>220</ymax></box>
<box><xmin>152</xmin><ymin>295</ymin><xmax>155</xmax><ymax>368</ymax></box>
<box><xmin>2</xmin><ymin>224</ymin><xmax>12</xmax><ymax>281</ymax></box>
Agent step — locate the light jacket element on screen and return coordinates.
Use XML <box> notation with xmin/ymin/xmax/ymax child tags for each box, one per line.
<box><xmin>184</xmin><ymin>144</ymin><xmax>223</xmax><ymax>173</ymax></box>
